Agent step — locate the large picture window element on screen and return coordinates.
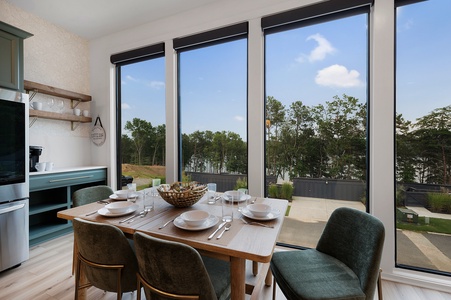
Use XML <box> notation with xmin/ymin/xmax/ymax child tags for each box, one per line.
<box><xmin>112</xmin><ymin>44</ymin><xmax>166</xmax><ymax>190</ymax></box>
<box><xmin>264</xmin><ymin>5</ymin><xmax>369</xmax><ymax>248</ymax></box>
<box><xmin>175</xmin><ymin>24</ymin><xmax>248</xmax><ymax>191</ymax></box>
<box><xmin>395</xmin><ymin>0</ymin><xmax>451</xmax><ymax>275</ymax></box>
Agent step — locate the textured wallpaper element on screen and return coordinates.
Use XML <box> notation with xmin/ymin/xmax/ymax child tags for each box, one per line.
<box><xmin>1</xmin><ymin>0</ymin><xmax>93</xmax><ymax>168</ymax></box>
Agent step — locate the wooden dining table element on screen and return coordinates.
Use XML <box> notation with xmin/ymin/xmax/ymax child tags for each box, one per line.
<box><xmin>57</xmin><ymin>194</ymin><xmax>288</xmax><ymax>300</ymax></box>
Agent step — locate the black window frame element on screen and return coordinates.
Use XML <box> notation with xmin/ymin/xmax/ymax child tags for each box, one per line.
<box><xmin>174</xmin><ymin>22</ymin><xmax>249</xmax><ymax>181</ymax></box>
<box><xmin>111</xmin><ymin>43</ymin><xmax>165</xmax><ymax>189</ymax></box>
<box><xmin>262</xmin><ymin>1</ymin><xmax>372</xmax><ymax>249</ymax></box>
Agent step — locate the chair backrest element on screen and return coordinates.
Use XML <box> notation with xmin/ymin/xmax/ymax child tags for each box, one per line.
<box><xmin>316</xmin><ymin>207</ymin><xmax>385</xmax><ymax>300</ymax></box>
<box><xmin>133</xmin><ymin>232</ymin><xmax>218</xmax><ymax>300</ymax></box>
<box><xmin>72</xmin><ymin>218</ymin><xmax>138</xmax><ymax>293</ymax></box>
<box><xmin>73</xmin><ymin>185</ymin><xmax>114</xmax><ymax>207</ymax></box>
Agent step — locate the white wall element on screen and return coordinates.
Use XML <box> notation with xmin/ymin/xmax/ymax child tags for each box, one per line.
<box><xmin>0</xmin><ymin>0</ymin><xmax>93</xmax><ymax>169</ymax></box>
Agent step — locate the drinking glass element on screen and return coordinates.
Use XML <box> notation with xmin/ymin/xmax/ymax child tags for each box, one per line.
<box><xmin>222</xmin><ymin>191</ymin><xmax>242</xmax><ymax>223</ymax></box>
<box><xmin>143</xmin><ymin>188</ymin><xmax>154</xmax><ymax>211</ymax></box>
<box><xmin>152</xmin><ymin>178</ymin><xmax>161</xmax><ymax>187</ymax></box>
<box><xmin>127</xmin><ymin>183</ymin><xmax>137</xmax><ymax>202</ymax></box>
<box><xmin>237</xmin><ymin>188</ymin><xmax>248</xmax><ymax>211</ymax></box>
<box><xmin>207</xmin><ymin>183</ymin><xmax>217</xmax><ymax>204</ymax></box>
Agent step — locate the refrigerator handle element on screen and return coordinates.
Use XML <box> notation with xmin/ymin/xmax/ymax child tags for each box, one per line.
<box><xmin>0</xmin><ymin>203</ymin><xmax>25</xmax><ymax>215</ymax></box>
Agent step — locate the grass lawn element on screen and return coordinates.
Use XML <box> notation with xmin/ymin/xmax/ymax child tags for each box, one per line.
<box><xmin>397</xmin><ymin>216</ymin><xmax>451</xmax><ymax>235</ymax></box>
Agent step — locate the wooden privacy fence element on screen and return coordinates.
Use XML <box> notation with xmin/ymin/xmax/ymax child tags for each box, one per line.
<box><xmin>187</xmin><ymin>172</ymin><xmax>365</xmax><ymax>202</ymax></box>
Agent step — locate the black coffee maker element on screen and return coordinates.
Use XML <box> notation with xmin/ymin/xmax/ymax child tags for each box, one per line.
<box><xmin>29</xmin><ymin>146</ymin><xmax>43</xmax><ymax>172</ymax></box>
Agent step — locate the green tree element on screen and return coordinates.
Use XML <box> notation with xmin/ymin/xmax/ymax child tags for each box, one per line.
<box><xmin>266</xmin><ymin>96</ymin><xmax>286</xmax><ymax>177</ymax></box>
<box><xmin>124</xmin><ymin>118</ymin><xmax>153</xmax><ymax>165</ymax></box>
<box><xmin>312</xmin><ymin>94</ymin><xmax>366</xmax><ymax>180</ymax></box>
<box><xmin>395</xmin><ymin>114</ymin><xmax>416</xmax><ymax>183</ymax></box>
<box><xmin>224</xmin><ymin>132</ymin><xmax>247</xmax><ymax>174</ymax></box>
<box><xmin>413</xmin><ymin>105</ymin><xmax>451</xmax><ymax>184</ymax></box>
<box><xmin>120</xmin><ymin>134</ymin><xmax>134</xmax><ymax>164</ymax></box>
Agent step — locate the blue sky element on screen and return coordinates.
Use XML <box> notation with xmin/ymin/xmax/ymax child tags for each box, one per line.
<box><xmin>396</xmin><ymin>0</ymin><xmax>451</xmax><ymax>123</ymax></box>
<box><xmin>121</xmin><ymin>0</ymin><xmax>451</xmax><ymax>138</ymax></box>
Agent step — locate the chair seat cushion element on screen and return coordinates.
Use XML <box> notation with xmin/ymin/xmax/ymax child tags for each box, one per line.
<box><xmin>270</xmin><ymin>249</ymin><xmax>366</xmax><ymax>300</ymax></box>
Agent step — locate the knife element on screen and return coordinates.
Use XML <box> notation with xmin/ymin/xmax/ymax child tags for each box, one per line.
<box><xmin>119</xmin><ymin>213</ymin><xmax>140</xmax><ymax>223</ymax></box>
<box><xmin>208</xmin><ymin>221</ymin><xmax>226</xmax><ymax>240</ymax></box>
<box><xmin>158</xmin><ymin>215</ymin><xmax>179</xmax><ymax>229</ymax></box>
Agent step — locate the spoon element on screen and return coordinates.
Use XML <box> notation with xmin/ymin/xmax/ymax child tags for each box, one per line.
<box><xmin>216</xmin><ymin>223</ymin><xmax>232</xmax><ymax>239</ymax></box>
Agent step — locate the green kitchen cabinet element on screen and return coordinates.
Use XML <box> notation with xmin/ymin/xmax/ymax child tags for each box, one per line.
<box><xmin>29</xmin><ymin>167</ymin><xmax>107</xmax><ymax>246</ymax></box>
<box><xmin>0</xmin><ymin>21</ymin><xmax>32</xmax><ymax>91</ymax></box>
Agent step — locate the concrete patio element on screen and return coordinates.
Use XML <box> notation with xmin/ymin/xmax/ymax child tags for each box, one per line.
<box><xmin>277</xmin><ymin>196</ymin><xmax>451</xmax><ymax>273</ymax></box>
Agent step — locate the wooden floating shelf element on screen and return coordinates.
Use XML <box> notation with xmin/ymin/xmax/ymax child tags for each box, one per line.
<box><xmin>24</xmin><ymin>80</ymin><xmax>91</xmax><ymax>102</ymax></box>
<box><xmin>29</xmin><ymin>109</ymin><xmax>92</xmax><ymax>123</ymax></box>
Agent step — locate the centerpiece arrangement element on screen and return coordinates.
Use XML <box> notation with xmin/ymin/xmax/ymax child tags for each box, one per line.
<box><xmin>157</xmin><ymin>181</ymin><xmax>207</xmax><ymax>207</ymax></box>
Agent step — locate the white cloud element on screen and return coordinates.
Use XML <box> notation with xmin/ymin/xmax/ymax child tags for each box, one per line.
<box><xmin>122</xmin><ymin>103</ymin><xmax>131</xmax><ymax>109</ymax></box>
<box><xmin>234</xmin><ymin>115</ymin><xmax>245</xmax><ymax>122</ymax></box>
<box><xmin>125</xmin><ymin>75</ymin><xmax>138</xmax><ymax>81</ymax></box>
<box><xmin>315</xmin><ymin>64</ymin><xmax>362</xmax><ymax>88</ymax></box>
<box><xmin>296</xmin><ymin>34</ymin><xmax>336</xmax><ymax>63</ymax></box>
<box><xmin>148</xmin><ymin>81</ymin><xmax>165</xmax><ymax>90</ymax></box>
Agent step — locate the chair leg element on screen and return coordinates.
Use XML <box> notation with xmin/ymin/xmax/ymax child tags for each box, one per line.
<box><xmin>272</xmin><ymin>276</ymin><xmax>276</xmax><ymax>300</ymax></box>
<box><xmin>72</xmin><ymin>235</ymin><xmax>79</xmax><ymax>276</ymax></box>
<box><xmin>377</xmin><ymin>269</ymin><xmax>383</xmax><ymax>300</ymax></box>
<box><xmin>137</xmin><ymin>277</ymin><xmax>142</xmax><ymax>300</ymax></box>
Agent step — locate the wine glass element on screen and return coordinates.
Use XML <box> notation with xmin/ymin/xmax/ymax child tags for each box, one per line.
<box><xmin>56</xmin><ymin>99</ymin><xmax>64</xmax><ymax>113</ymax></box>
<box><xmin>46</xmin><ymin>98</ymin><xmax>54</xmax><ymax>111</ymax></box>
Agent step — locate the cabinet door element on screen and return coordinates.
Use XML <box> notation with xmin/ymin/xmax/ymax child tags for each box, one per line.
<box><xmin>0</xmin><ymin>30</ymin><xmax>21</xmax><ymax>91</ymax></box>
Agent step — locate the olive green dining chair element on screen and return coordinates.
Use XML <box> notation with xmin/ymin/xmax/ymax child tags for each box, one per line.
<box><xmin>72</xmin><ymin>185</ymin><xmax>114</xmax><ymax>207</ymax></box>
<box><xmin>73</xmin><ymin>218</ymin><xmax>139</xmax><ymax>300</ymax></box>
<box><xmin>133</xmin><ymin>232</ymin><xmax>231</xmax><ymax>300</ymax></box>
<box><xmin>270</xmin><ymin>207</ymin><xmax>385</xmax><ymax>300</ymax></box>
<box><xmin>71</xmin><ymin>185</ymin><xmax>114</xmax><ymax>274</ymax></box>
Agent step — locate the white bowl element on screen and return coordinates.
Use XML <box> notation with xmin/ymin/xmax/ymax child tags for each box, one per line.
<box><xmin>224</xmin><ymin>190</ymin><xmax>244</xmax><ymax>200</ymax></box>
<box><xmin>105</xmin><ymin>202</ymin><xmax>135</xmax><ymax>214</ymax></box>
<box><xmin>114</xmin><ymin>190</ymin><xmax>129</xmax><ymax>198</ymax></box>
<box><xmin>247</xmin><ymin>203</ymin><xmax>272</xmax><ymax>218</ymax></box>
<box><xmin>181</xmin><ymin>210</ymin><xmax>210</xmax><ymax>227</ymax></box>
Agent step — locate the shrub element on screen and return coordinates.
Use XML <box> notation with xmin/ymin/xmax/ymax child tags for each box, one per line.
<box><xmin>427</xmin><ymin>192</ymin><xmax>451</xmax><ymax>214</ymax></box>
<box><xmin>234</xmin><ymin>177</ymin><xmax>248</xmax><ymax>190</ymax></box>
<box><xmin>280</xmin><ymin>182</ymin><xmax>293</xmax><ymax>200</ymax></box>
<box><xmin>396</xmin><ymin>185</ymin><xmax>406</xmax><ymax>207</ymax></box>
<box><xmin>268</xmin><ymin>183</ymin><xmax>279</xmax><ymax>198</ymax></box>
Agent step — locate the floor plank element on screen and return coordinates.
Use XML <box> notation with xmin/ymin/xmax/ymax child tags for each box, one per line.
<box><xmin>1</xmin><ymin>233</ymin><xmax>451</xmax><ymax>300</ymax></box>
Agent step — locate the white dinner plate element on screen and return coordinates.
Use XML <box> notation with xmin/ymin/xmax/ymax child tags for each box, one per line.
<box><xmin>222</xmin><ymin>194</ymin><xmax>251</xmax><ymax>203</ymax></box>
<box><xmin>173</xmin><ymin>214</ymin><xmax>219</xmax><ymax>231</ymax></box>
<box><xmin>241</xmin><ymin>207</ymin><xmax>281</xmax><ymax>221</ymax></box>
<box><xmin>97</xmin><ymin>204</ymin><xmax>138</xmax><ymax>217</ymax></box>
<box><xmin>109</xmin><ymin>193</ymin><xmax>127</xmax><ymax>201</ymax></box>
<box><xmin>109</xmin><ymin>192</ymin><xmax>140</xmax><ymax>201</ymax></box>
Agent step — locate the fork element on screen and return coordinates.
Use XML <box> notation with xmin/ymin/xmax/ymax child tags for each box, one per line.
<box><xmin>240</xmin><ymin>217</ymin><xmax>274</xmax><ymax>228</ymax></box>
<box><xmin>127</xmin><ymin>210</ymin><xmax>146</xmax><ymax>223</ymax></box>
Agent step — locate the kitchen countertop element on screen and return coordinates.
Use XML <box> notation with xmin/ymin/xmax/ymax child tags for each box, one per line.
<box><xmin>29</xmin><ymin>166</ymin><xmax>107</xmax><ymax>176</ymax></box>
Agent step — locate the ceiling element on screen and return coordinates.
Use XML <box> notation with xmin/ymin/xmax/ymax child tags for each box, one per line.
<box><xmin>7</xmin><ymin>0</ymin><xmax>221</xmax><ymax>40</ymax></box>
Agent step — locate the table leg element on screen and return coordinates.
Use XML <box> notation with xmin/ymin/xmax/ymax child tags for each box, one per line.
<box><xmin>252</xmin><ymin>261</ymin><xmax>258</xmax><ymax>275</ymax></box>
<box><xmin>230</xmin><ymin>257</ymin><xmax>246</xmax><ymax>300</ymax></box>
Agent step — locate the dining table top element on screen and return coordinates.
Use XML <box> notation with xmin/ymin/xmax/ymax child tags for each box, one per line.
<box><xmin>57</xmin><ymin>193</ymin><xmax>288</xmax><ymax>300</ymax></box>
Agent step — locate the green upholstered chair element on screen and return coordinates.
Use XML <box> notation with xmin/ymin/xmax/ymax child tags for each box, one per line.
<box><xmin>73</xmin><ymin>218</ymin><xmax>138</xmax><ymax>300</ymax></box>
<box><xmin>72</xmin><ymin>185</ymin><xmax>114</xmax><ymax>207</ymax></box>
<box><xmin>133</xmin><ymin>232</ymin><xmax>231</xmax><ymax>300</ymax></box>
<box><xmin>71</xmin><ymin>185</ymin><xmax>114</xmax><ymax>274</ymax></box>
<box><xmin>270</xmin><ymin>207</ymin><xmax>385</xmax><ymax>300</ymax></box>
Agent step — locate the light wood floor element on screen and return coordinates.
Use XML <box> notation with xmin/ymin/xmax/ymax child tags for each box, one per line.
<box><xmin>1</xmin><ymin>233</ymin><xmax>451</xmax><ymax>300</ymax></box>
